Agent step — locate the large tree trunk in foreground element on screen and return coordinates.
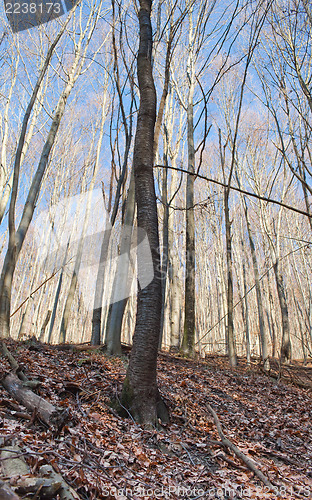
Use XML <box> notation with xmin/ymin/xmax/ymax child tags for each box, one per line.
<box><xmin>120</xmin><ymin>0</ymin><xmax>168</xmax><ymax>426</ymax></box>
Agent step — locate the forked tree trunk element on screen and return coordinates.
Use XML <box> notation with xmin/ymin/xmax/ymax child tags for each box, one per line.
<box><xmin>120</xmin><ymin>0</ymin><xmax>168</xmax><ymax>425</ymax></box>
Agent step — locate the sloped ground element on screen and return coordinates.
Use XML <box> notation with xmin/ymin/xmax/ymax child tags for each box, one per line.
<box><xmin>0</xmin><ymin>340</ymin><xmax>311</xmax><ymax>499</ymax></box>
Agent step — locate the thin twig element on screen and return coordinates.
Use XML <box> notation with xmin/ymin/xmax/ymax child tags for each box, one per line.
<box><xmin>206</xmin><ymin>403</ymin><xmax>275</xmax><ymax>492</ymax></box>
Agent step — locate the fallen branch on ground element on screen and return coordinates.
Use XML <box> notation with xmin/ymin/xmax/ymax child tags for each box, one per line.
<box><xmin>1</xmin><ymin>372</ymin><xmax>68</xmax><ymax>429</ymax></box>
<box><xmin>206</xmin><ymin>403</ymin><xmax>276</xmax><ymax>492</ymax></box>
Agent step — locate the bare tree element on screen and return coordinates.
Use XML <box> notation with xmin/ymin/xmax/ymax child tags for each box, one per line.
<box><xmin>0</xmin><ymin>3</ymin><xmax>101</xmax><ymax>337</ymax></box>
<box><xmin>120</xmin><ymin>0</ymin><xmax>168</xmax><ymax>425</ymax></box>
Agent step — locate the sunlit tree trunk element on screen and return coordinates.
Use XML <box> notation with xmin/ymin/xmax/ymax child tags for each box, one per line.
<box><xmin>0</xmin><ymin>6</ymin><xmax>93</xmax><ymax>338</ymax></box>
<box><xmin>105</xmin><ymin>169</ymin><xmax>135</xmax><ymax>354</ymax></box>
<box><xmin>181</xmin><ymin>7</ymin><xmax>196</xmax><ymax>356</ymax></box>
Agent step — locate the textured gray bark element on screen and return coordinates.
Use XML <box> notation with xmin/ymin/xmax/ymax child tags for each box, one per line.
<box><xmin>181</xmin><ymin>86</ymin><xmax>196</xmax><ymax>356</ymax></box>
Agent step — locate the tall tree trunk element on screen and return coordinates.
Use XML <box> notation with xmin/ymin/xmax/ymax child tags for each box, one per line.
<box><xmin>243</xmin><ymin>197</ymin><xmax>269</xmax><ymax>370</ymax></box>
<box><xmin>239</xmin><ymin>232</ymin><xmax>251</xmax><ymax>365</ymax></box>
<box><xmin>180</xmin><ymin>83</ymin><xmax>196</xmax><ymax>356</ymax></box>
<box><xmin>105</xmin><ymin>169</ymin><xmax>135</xmax><ymax>355</ymax></box>
<box><xmin>60</xmin><ymin>87</ymin><xmax>108</xmax><ymax>343</ymax></box>
<box><xmin>224</xmin><ymin>188</ymin><xmax>237</xmax><ymax>367</ymax></box>
<box><xmin>267</xmin><ymin>279</ymin><xmax>277</xmax><ymax>358</ymax></box>
<box><xmin>48</xmin><ymin>241</ymin><xmax>69</xmax><ymax>343</ymax></box>
<box><xmin>120</xmin><ymin>0</ymin><xmax>168</xmax><ymax>425</ymax></box>
<box><xmin>273</xmin><ymin>260</ymin><xmax>292</xmax><ymax>363</ymax></box>
<box><xmin>90</xmin><ymin>213</ymin><xmax>111</xmax><ymax>345</ymax></box>
<box><xmin>0</xmin><ymin>9</ymin><xmax>86</xmax><ymax>338</ymax></box>
<box><xmin>91</xmin><ymin>6</ymin><xmax>133</xmax><ymax>344</ymax></box>
<box><xmin>159</xmin><ymin>149</ymin><xmax>169</xmax><ymax>348</ymax></box>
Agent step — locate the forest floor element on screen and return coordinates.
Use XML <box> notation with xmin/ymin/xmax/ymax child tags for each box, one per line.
<box><xmin>0</xmin><ymin>339</ymin><xmax>312</xmax><ymax>499</ymax></box>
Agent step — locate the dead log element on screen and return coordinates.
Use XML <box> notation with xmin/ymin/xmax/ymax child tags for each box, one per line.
<box><xmin>1</xmin><ymin>372</ymin><xmax>68</xmax><ymax>428</ymax></box>
<box><xmin>0</xmin><ymin>481</ymin><xmax>21</xmax><ymax>500</ymax></box>
<box><xmin>14</xmin><ymin>476</ymin><xmax>62</xmax><ymax>498</ymax></box>
<box><xmin>1</xmin><ymin>445</ymin><xmax>29</xmax><ymax>478</ymax></box>
<box><xmin>40</xmin><ymin>465</ymin><xmax>81</xmax><ymax>500</ymax></box>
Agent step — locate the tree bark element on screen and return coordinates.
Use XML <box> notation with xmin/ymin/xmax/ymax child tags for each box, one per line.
<box><xmin>273</xmin><ymin>261</ymin><xmax>292</xmax><ymax>363</ymax></box>
<box><xmin>242</xmin><ymin>197</ymin><xmax>269</xmax><ymax>369</ymax></box>
<box><xmin>105</xmin><ymin>169</ymin><xmax>135</xmax><ymax>355</ymax></box>
<box><xmin>180</xmin><ymin>24</ymin><xmax>196</xmax><ymax>356</ymax></box>
<box><xmin>224</xmin><ymin>188</ymin><xmax>237</xmax><ymax>367</ymax></box>
<box><xmin>39</xmin><ymin>310</ymin><xmax>51</xmax><ymax>341</ymax></box>
<box><xmin>120</xmin><ymin>0</ymin><xmax>168</xmax><ymax>425</ymax></box>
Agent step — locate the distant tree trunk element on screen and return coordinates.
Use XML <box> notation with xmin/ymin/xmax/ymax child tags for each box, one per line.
<box><xmin>267</xmin><ymin>279</ymin><xmax>277</xmax><ymax>358</ymax></box>
<box><xmin>48</xmin><ymin>241</ymin><xmax>69</xmax><ymax>343</ymax></box>
<box><xmin>273</xmin><ymin>260</ymin><xmax>292</xmax><ymax>363</ymax></box>
<box><xmin>0</xmin><ymin>10</ymin><xmax>87</xmax><ymax>338</ymax></box>
<box><xmin>120</xmin><ymin>0</ymin><xmax>168</xmax><ymax>425</ymax></box>
<box><xmin>90</xmin><ymin>213</ymin><xmax>111</xmax><ymax>346</ymax></box>
<box><xmin>91</xmin><ymin>6</ymin><xmax>133</xmax><ymax>344</ymax></box>
<box><xmin>180</xmin><ymin>57</ymin><xmax>196</xmax><ymax>357</ymax></box>
<box><xmin>40</xmin><ymin>310</ymin><xmax>51</xmax><ymax>341</ymax></box>
<box><xmin>224</xmin><ymin>188</ymin><xmax>237</xmax><ymax>367</ymax></box>
<box><xmin>239</xmin><ymin>232</ymin><xmax>250</xmax><ymax>365</ymax></box>
<box><xmin>17</xmin><ymin>296</ymin><xmax>34</xmax><ymax>340</ymax></box>
<box><xmin>243</xmin><ymin>197</ymin><xmax>269</xmax><ymax>370</ymax></box>
<box><xmin>105</xmin><ymin>169</ymin><xmax>135</xmax><ymax>355</ymax></box>
<box><xmin>60</xmin><ymin>86</ymin><xmax>108</xmax><ymax>344</ymax></box>
<box><xmin>159</xmin><ymin>149</ymin><xmax>169</xmax><ymax>348</ymax></box>
<box><xmin>169</xmin><ymin>257</ymin><xmax>182</xmax><ymax>348</ymax></box>
<box><xmin>293</xmin><ymin>292</ymin><xmax>307</xmax><ymax>363</ymax></box>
